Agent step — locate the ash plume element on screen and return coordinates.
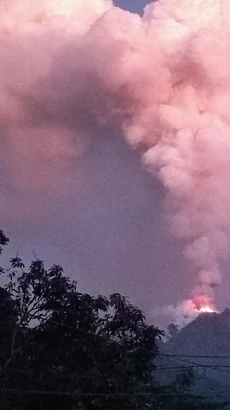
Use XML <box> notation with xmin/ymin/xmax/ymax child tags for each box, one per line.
<box><xmin>1</xmin><ymin>0</ymin><xmax>230</xmax><ymax>311</ymax></box>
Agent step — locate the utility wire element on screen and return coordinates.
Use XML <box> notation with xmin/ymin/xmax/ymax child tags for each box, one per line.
<box><xmin>160</xmin><ymin>354</ymin><xmax>230</xmax><ymax>359</ymax></box>
<box><xmin>0</xmin><ymin>388</ymin><xmax>208</xmax><ymax>398</ymax></box>
<box><xmin>5</xmin><ymin>318</ymin><xmax>230</xmax><ymax>364</ymax></box>
<box><xmin>161</xmin><ymin>355</ymin><xmax>230</xmax><ymax>374</ymax></box>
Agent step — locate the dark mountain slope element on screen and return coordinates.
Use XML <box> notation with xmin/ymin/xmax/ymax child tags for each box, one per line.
<box><xmin>156</xmin><ymin>309</ymin><xmax>230</xmax><ymax>406</ymax></box>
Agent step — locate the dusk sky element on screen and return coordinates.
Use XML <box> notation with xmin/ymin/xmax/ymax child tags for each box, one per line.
<box><xmin>115</xmin><ymin>0</ymin><xmax>149</xmax><ymax>13</ymax></box>
<box><xmin>2</xmin><ymin>0</ymin><xmax>230</xmax><ymax>325</ymax></box>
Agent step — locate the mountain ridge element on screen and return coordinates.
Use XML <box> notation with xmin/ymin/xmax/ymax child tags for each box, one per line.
<box><xmin>156</xmin><ymin>308</ymin><xmax>230</xmax><ymax>406</ymax></box>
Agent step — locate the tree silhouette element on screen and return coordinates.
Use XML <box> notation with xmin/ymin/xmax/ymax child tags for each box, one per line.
<box><xmin>0</xmin><ymin>231</ymin><xmax>225</xmax><ymax>410</ymax></box>
<box><xmin>0</xmin><ymin>232</ymin><xmax>163</xmax><ymax>409</ymax></box>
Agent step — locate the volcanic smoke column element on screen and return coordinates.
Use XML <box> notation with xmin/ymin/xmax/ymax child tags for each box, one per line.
<box><xmin>123</xmin><ymin>0</ymin><xmax>230</xmax><ymax>310</ymax></box>
<box><xmin>91</xmin><ymin>0</ymin><xmax>230</xmax><ymax>311</ymax></box>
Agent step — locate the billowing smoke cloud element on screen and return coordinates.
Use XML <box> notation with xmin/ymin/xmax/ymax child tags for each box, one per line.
<box><xmin>147</xmin><ymin>299</ymin><xmax>199</xmax><ymax>334</ymax></box>
<box><xmin>1</xmin><ymin>0</ymin><xmax>230</xmax><ymax>314</ymax></box>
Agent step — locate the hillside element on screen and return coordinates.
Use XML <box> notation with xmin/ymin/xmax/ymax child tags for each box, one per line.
<box><xmin>156</xmin><ymin>308</ymin><xmax>230</xmax><ymax>406</ymax></box>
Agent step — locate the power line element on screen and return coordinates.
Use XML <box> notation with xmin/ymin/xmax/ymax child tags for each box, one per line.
<box><xmin>160</xmin><ymin>355</ymin><xmax>230</xmax><ymax>374</ymax></box>
<box><xmin>5</xmin><ymin>317</ymin><xmax>230</xmax><ymax>365</ymax></box>
<box><xmin>0</xmin><ymin>388</ymin><xmax>206</xmax><ymax>398</ymax></box>
<box><xmin>46</xmin><ymin>323</ymin><xmax>230</xmax><ymax>363</ymax></box>
<box><xmin>6</xmin><ymin>317</ymin><xmax>230</xmax><ymax>372</ymax></box>
<box><xmin>160</xmin><ymin>354</ymin><xmax>230</xmax><ymax>359</ymax></box>
<box><xmin>156</xmin><ymin>366</ymin><xmax>195</xmax><ymax>370</ymax></box>
<box><xmin>46</xmin><ymin>322</ymin><xmax>230</xmax><ymax>364</ymax></box>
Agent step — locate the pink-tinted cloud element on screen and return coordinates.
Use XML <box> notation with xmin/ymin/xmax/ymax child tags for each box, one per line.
<box><xmin>2</xmin><ymin>0</ymin><xmax>230</xmax><ymax>315</ymax></box>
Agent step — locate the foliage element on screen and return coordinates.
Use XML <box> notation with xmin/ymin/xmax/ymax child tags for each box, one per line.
<box><xmin>0</xmin><ymin>231</ymin><xmax>226</xmax><ymax>409</ymax></box>
<box><xmin>0</xmin><ymin>232</ymin><xmax>163</xmax><ymax>409</ymax></box>
<box><xmin>158</xmin><ymin>369</ymin><xmax>226</xmax><ymax>410</ymax></box>
<box><xmin>0</xmin><ymin>230</ymin><xmax>9</xmax><ymax>255</ymax></box>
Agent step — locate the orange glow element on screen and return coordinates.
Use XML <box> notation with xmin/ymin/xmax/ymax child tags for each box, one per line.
<box><xmin>192</xmin><ymin>296</ymin><xmax>217</xmax><ymax>315</ymax></box>
<box><xmin>198</xmin><ymin>305</ymin><xmax>216</xmax><ymax>314</ymax></box>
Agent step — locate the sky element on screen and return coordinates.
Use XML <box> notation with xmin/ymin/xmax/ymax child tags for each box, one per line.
<box><xmin>115</xmin><ymin>0</ymin><xmax>149</xmax><ymax>13</ymax></box>
<box><xmin>2</xmin><ymin>0</ymin><xmax>230</xmax><ymax>325</ymax></box>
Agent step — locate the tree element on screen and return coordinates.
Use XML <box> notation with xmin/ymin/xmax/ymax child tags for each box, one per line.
<box><xmin>0</xmin><ymin>231</ymin><xmax>226</xmax><ymax>410</ymax></box>
<box><xmin>0</xmin><ymin>231</ymin><xmax>163</xmax><ymax>409</ymax></box>
<box><xmin>158</xmin><ymin>368</ymin><xmax>226</xmax><ymax>410</ymax></box>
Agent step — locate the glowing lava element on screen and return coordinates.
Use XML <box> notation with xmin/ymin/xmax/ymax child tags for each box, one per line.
<box><xmin>198</xmin><ymin>306</ymin><xmax>216</xmax><ymax>314</ymax></box>
<box><xmin>192</xmin><ymin>296</ymin><xmax>217</xmax><ymax>315</ymax></box>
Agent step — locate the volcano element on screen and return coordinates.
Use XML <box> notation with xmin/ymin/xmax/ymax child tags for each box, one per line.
<box><xmin>156</xmin><ymin>308</ymin><xmax>230</xmax><ymax>407</ymax></box>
